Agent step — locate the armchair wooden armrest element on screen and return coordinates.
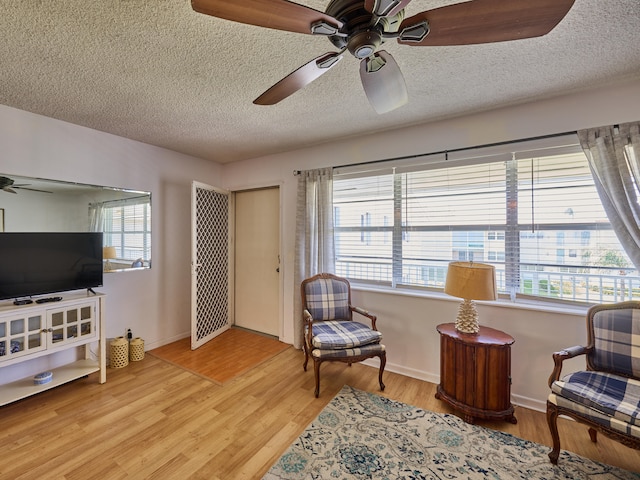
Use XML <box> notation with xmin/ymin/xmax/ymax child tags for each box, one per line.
<box><xmin>548</xmin><ymin>345</ymin><xmax>591</xmax><ymax>387</ymax></box>
<box><xmin>303</xmin><ymin>309</ymin><xmax>314</xmax><ymax>344</ymax></box>
<box><xmin>351</xmin><ymin>306</ymin><xmax>378</xmax><ymax>330</ymax></box>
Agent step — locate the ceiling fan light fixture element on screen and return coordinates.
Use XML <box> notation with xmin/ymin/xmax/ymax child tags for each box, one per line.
<box><xmin>348</xmin><ymin>30</ymin><xmax>382</xmax><ymax>58</ymax></box>
<box><xmin>360</xmin><ymin>51</ymin><xmax>408</xmax><ymax>114</ymax></box>
<box><xmin>399</xmin><ymin>20</ymin><xmax>430</xmax><ymax>43</ymax></box>
<box><xmin>365</xmin><ymin>54</ymin><xmax>386</xmax><ymax>74</ymax></box>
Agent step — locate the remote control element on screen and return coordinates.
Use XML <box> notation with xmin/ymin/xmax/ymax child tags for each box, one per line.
<box><xmin>35</xmin><ymin>296</ymin><xmax>63</xmax><ymax>304</ymax></box>
<box><xmin>13</xmin><ymin>299</ymin><xmax>33</xmax><ymax>306</ymax></box>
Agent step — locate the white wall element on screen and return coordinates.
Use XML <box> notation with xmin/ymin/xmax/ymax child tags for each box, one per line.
<box><xmin>0</xmin><ymin>104</ymin><xmax>223</xmax><ymax>382</ymax></box>
<box><xmin>0</xmin><ymin>189</ymin><xmax>87</xmax><ymax>231</ymax></box>
<box><xmin>221</xmin><ymin>77</ymin><xmax>640</xmax><ymax>411</ymax></box>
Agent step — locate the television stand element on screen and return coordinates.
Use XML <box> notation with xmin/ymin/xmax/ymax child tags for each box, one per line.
<box><xmin>0</xmin><ymin>292</ymin><xmax>106</xmax><ymax>406</ymax></box>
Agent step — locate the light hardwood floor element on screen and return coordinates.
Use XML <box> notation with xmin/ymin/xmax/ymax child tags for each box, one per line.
<box><xmin>2</xmin><ymin>347</ymin><xmax>639</xmax><ymax>479</ymax></box>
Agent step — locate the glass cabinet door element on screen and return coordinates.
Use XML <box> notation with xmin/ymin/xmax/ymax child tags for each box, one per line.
<box><xmin>47</xmin><ymin>302</ymin><xmax>96</xmax><ymax>347</ymax></box>
<box><xmin>0</xmin><ymin>313</ymin><xmax>46</xmax><ymax>362</ymax></box>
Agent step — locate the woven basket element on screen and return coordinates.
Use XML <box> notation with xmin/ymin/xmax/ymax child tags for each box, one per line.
<box><xmin>110</xmin><ymin>336</ymin><xmax>129</xmax><ymax>368</ymax></box>
<box><xmin>129</xmin><ymin>337</ymin><xmax>145</xmax><ymax>362</ymax></box>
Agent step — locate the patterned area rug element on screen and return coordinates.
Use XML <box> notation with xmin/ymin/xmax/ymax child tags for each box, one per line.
<box><xmin>264</xmin><ymin>385</ymin><xmax>640</xmax><ymax>479</ymax></box>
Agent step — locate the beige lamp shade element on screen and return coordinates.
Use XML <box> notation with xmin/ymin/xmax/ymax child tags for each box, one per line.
<box><xmin>444</xmin><ymin>261</ymin><xmax>497</xmax><ymax>301</ymax></box>
<box><xmin>444</xmin><ymin>261</ymin><xmax>497</xmax><ymax>334</ymax></box>
<box><xmin>103</xmin><ymin>246</ymin><xmax>117</xmax><ymax>260</ymax></box>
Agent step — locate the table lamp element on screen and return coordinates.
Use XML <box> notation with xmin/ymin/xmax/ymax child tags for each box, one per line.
<box><xmin>444</xmin><ymin>261</ymin><xmax>497</xmax><ymax>334</ymax></box>
<box><xmin>103</xmin><ymin>246</ymin><xmax>117</xmax><ymax>272</ymax></box>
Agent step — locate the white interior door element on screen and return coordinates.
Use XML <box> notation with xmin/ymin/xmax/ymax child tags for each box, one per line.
<box><xmin>234</xmin><ymin>187</ymin><xmax>280</xmax><ymax>336</ymax></box>
<box><xmin>191</xmin><ymin>181</ymin><xmax>232</xmax><ymax>349</ymax></box>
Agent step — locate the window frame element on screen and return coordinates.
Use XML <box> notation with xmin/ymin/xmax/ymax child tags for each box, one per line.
<box><xmin>332</xmin><ymin>136</ymin><xmax>638</xmax><ymax>306</ymax></box>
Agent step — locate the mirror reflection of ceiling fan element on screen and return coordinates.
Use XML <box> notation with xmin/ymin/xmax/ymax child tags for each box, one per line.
<box><xmin>0</xmin><ymin>176</ymin><xmax>53</xmax><ymax>194</ymax></box>
<box><xmin>191</xmin><ymin>0</ymin><xmax>576</xmax><ymax>113</ymax></box>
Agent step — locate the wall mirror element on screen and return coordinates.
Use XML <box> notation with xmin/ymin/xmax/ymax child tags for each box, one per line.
<box><xmin>0</xmin><ymin>173</ymin><xmax>151</xmax><ymax>273</ymax></box>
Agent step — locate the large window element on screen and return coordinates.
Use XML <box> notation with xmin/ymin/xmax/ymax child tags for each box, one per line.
<box><xmin>333</xmin><ymin>137</ymin><xmax>639</xmax><ymax>304</ymax></box>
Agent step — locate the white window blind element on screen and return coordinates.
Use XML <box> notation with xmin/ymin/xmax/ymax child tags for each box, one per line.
<box><xmin>334</xmin><ymin>173</ymin><xmax>394</xmax><ymax>283</ymax></box>
<box><xmin>102</xmin><ymin>198</ymin><xmax>151</xmax><ymax>262</ymax></box>
<box><xmin>333</xmin><ymin>135</ymin><xmax>639</xmax><ymax>304</ymax></box>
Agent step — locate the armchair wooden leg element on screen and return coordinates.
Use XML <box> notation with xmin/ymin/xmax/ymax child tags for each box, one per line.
<box><xmin>588</xmin><ymin>427</ymin><xmax>598</xmax><ymax>443</ymax></box>
<box><xmin>313</xmin><ymin>359</ymin><xmax>322</xmax><ymax>398</ymax></box>
<box><xmin>302</xmin><ymin>342</ymin><xmax>309</xmax><ymax>372</ymax></box>
<box><xmin>546</xmin><ymin>401</ymin><xmax>561</xmax><ymax>465</ymax></box>
<box><xmin>378</xmin><ymin>353</ymin><xmax>386</xmax><ymax>392</ymax></box>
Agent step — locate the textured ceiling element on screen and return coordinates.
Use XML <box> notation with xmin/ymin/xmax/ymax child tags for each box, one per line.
<box><xmin>1</xmin><ymin>1</ymin><xmax>639</xmax><ymax>163</ymax></box>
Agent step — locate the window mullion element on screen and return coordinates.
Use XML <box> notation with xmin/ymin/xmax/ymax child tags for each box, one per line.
<box><xmin>505</xmin><ymin>157</ymin><xmax>520</xmax><ymax>300</ymax></box>
<box><xmin>392</xmin><ymin>171</ymin><xmax>403</xmax><ymax>287</ymax></box>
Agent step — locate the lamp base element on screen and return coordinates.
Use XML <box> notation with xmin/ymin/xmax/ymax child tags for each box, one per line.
<box><xmin>455</xmin><ymin>299</ymin><xmax>479</xmax><ymax>334</ymax></box>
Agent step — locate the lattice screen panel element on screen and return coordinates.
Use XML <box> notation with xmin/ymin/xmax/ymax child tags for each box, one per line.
<box><xmin>195</xmin><ymin>186</ymin><xmax>229</xmax><ymax>341</ymax></box>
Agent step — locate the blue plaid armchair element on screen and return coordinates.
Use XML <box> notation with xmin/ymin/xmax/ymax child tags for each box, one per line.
<box><xmin>546</xmin><ymin>301</ymin><xmax>640</xmax><ymax>464</ymax></box>
<box><xmin>301</xmin><ymin>273</ymin><xmax>386</xmax><ymax>397</ymax></box>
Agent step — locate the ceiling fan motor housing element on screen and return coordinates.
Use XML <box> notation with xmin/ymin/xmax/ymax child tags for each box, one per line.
<box><xmin>326</xmin><ymin>0</ymin><xmax>403</xmax><ymax>57</ymax></box>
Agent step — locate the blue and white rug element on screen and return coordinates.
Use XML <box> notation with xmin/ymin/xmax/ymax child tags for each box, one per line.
<box><xmin>264</xmin><ymin>385</ymin><xmax>639</xmax><ymax>479</ymax></box>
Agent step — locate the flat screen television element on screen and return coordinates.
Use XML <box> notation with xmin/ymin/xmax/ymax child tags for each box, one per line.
<box><xmin>0</xmin><ymin>232</ymin><xmax>103</xmax><ymax>301</ymax></box>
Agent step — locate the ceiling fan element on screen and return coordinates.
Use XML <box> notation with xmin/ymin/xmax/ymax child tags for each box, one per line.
<box><xmin>0</xmin><ymin>176</ymin><xmax>53</xmax><ymax>194</ymax></box>
<box><xmin>191</xmin><ymin>0</ymin><xmax>576</xmax><ymax>113</ymax></box>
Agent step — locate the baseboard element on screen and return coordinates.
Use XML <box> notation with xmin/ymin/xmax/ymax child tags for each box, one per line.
<box><xmin>143</xmin><ymin>332</ymin><xmax>190</xmax><ymax>351</ymax></box>
<box><xmin>362</xmin><ymin>358</ymin><xmax>548</xmax><ymax>413</ymax></box>
<box><xmin>511</xmin><ymin>394</ymin><xmax>546</xmax><ymax>413</ymax></box>
<box><xmin>361</xmin><ymin>358</ymin><xmax>440</xmax><ymax>386</ymax></box>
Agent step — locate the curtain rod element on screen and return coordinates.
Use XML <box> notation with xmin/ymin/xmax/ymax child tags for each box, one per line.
<box><xmin>293</xmin><ymin>130</ymin><xmax>577</xmax><ymax>175</ymax></box>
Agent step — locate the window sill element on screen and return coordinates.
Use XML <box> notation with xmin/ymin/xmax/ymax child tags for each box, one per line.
<box><xmin>350</xmin><ymin>283</ymin><xmax>589</xmax><ymax>317</ymax></box>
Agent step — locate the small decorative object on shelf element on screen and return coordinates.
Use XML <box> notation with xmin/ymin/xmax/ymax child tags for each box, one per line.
<box><xmin>444</xmin><ymin>261</ymin><xmax>497</xmax><ymax>334</ymax></box>
<box><xmin>33</xmin><ymin>371</ymin><xmax>53</xmax><ymax>385</ymax></box>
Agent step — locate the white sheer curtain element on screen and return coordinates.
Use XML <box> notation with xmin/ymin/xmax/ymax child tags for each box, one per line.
<box><xmin>578</xmin><ymin>122</ymin><xmax>640</xmax><ymax>269</ymax></box>
<box><xmin>88</xmin><ymin>202</ymin><xmax>104</xmax><ymax>232</ymax></box>
<box><xmin>293</xmin><ymin>167</ymin><xmax>335</xmax><ymax>348</ymax></box>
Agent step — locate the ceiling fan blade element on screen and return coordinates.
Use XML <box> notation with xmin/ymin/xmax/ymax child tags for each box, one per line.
<box><xmin>191</xmin><ymin>0</ymin><xmax>343</xmax><ymax>36</ymax></box>
<box><xmin>360</xmin><ymin>51</ymin><xmax>408</xmax><ymax>114</ymax></box>
<box><xmin>15</xmin><ymin>187</ymin><xmax>53</xmax><ymax>194</ymax></box>
<box><xmin>398</xmin><ymin>0</ymin><xmax>576</xmax><ymax>46</ymax></box>
<box><xmin>364</xmin><ymin>0</ymin><xmax>413</xmax><ymax>18</ymax></box>
<box><xmin>254</xmin><ymin>52</ymin><xmax>343</xmax><ymax>105</ymax></box>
